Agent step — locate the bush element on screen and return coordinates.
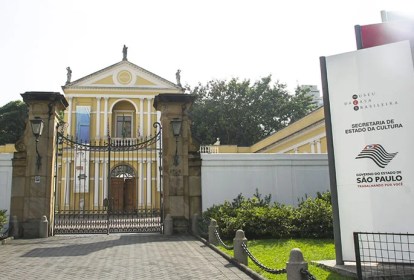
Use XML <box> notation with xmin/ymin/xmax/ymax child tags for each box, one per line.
<box><xmin>293</xmin><ymin>193</ymin><xmax>333</xmax><ymax>238</ymax></box>
<box><xmin>202</xmin><ymin>191</ymin><xmax>333</xmax><ymax>239</ymax></box>
<box><xmin>0</xmin><ymin>210</ymin><xmax>7</xmax><ymax>232</ymax></box>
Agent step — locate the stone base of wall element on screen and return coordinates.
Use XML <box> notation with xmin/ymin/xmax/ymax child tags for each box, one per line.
<box><xmin>21</xmin><ymin>218</ymin><xmax>40</xmax><ymax>238</ymax></box>
<box><xmin>173</xmin><ymin>216</ymin><xmax>188</xmax><ymax>233</ymax></box>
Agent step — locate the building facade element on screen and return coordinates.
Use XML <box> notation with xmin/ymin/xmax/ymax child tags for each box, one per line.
<box><xmin>201</xmin><ymin>106</ymin><xmax>327</xmax><ymax>154</ymax></box>
<box><xmin>57</xmin><ymin>54</ymin><xmax>183</xmax><ymax>223</ymax></box>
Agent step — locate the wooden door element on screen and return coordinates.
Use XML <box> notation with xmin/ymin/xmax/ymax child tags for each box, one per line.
<box><xmin>124</xmin><ymin>178</ymin><xmax>137</xmax><ymax>211</ymax></box>
<box><xmin>110</xmin><ymin>178</ymin><xmax>124</xmax><ymax>212</ymax></box>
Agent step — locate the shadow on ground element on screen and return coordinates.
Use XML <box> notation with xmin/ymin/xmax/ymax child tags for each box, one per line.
<box><xmin>20</xmin><ymin>233</ymin><xmax>195</xmax><ymax>258</ymax></box>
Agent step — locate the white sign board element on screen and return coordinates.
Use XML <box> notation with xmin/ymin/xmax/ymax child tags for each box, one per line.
<box><xmin>325</xmin><ymin>41</ymin><xmax>414</xmax><ymax>261</ymax></box>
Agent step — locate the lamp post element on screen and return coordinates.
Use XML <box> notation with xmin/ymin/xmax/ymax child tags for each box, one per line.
<box><xmin>171</xmin><ymin>118</ymin><xmax>182</xmax><ymax>166</ymax></box>
<box><xmin>30</xmin><ymin>117</ymin><xmax>44</xmax><ymax>171</ymax></box>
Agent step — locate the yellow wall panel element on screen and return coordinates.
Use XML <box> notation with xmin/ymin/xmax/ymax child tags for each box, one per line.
<box><xmin>136</xmin><ymin>76</ymin><xmax>156</xmax><ymax>86</ymax></box>
<box><xmin>92</xmin><ymin>75</ymin><xmax>114</xmax><ymax>85</ymax></box>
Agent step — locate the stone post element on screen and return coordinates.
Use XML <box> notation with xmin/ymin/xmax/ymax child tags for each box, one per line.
<box><xmin>10</xmin><ymin>92</ymin><xmax>68</xmax><ymax>238</ymax></box>
<box><xmin>286</xmin><ymin>248</ymin><xmax>308</xmax><ymax>280</ymax></box>
<box><xmin>39</xmin><ymin>215</ymin><xmax>48</xmax><ymax>238</ymax></box>
<box><xmin>208</xmin><ymin>218</ymin><xmax>219</xmax><ymax>245</ymax></box>
<box><xmin>164</xmin><ymin>214</ymin><xmax>173</xmax><ymax>235</ymax></box>
<box><xmin>10</xmin><ymin>216</ymin><xmax>19</xmax><ymax>238</ymax></box>
<box><xmin>191</xmin><ymin>213</ymin><xmax>199</xmax><ymax>235</ymax></box>
<box><xmin>233</xmin><ymin>229</ymin><xmax>248</xmax><ymax>265</ymax></box>
<box><xmin>153</xmin><ymin>94</ymin><xmax>201</xmax><ymax>233</ymax></box>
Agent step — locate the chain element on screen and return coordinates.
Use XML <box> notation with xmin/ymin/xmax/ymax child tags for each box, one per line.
<box><xmin>241</xmin><ymin>242</ymin><xmax>287</xmax><ymax>274</ymax></box>
<box><xmin>300</xmin><ymin>268</ymin><xmax>317</xmax><ymax>280</ymax></box>
<box><xmin>214</xmin><ymin>229</ymin><xmax>234</xmax><ymax>250</ymax></box>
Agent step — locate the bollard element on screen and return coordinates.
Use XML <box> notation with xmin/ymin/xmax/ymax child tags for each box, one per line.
<box><xmin>208</xmin><ymin>219</ymin><xmax>219</xmax><ymax>245</ymax></box>
<box><xmin>164</xmin><ymin>214</ymin><xmax>173</xmax><ymax>235</ymax></box>
<box><xmin>233</xmin><ymin>229</ymin><xmax>248</xmax><ymax>265</ymax></box>
<box><xmin>10</xmin><ymin>216</ymin><xmax>19</xmax><ymax>238</ymax></box>
<box><xmin>191</xmin><ymin>213</ymin><xmax>199</xmax><ymax>236</ymax></box>
<box><xmin>286</xmin><ymin>248</ymin><xmax>308</xmax><ymax>280</ymax></box>
<box><xmin>39</xmin><ymin>215</ymin><xmax>49</xmax><ymax>238</ymax></box>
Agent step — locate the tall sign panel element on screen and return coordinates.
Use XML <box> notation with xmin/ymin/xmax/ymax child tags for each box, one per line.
<box><xmin>322</xmin><ymin>41</ymin><xmax>414</xmax><ymax>261</ymax></box>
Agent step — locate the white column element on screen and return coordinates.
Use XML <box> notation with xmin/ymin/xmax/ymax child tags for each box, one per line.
<box><xmin>136</xmin><ymin>111</ymin><xmax>140</xmax><ymax>138</ymax></box>
<box><xmin>96</xmin><ymin>97</ymin><xmax>101</xmax><ymax>140</ymax></box>
<box><xmin>147</xmin><ymin>98</ymin><xmax>152</xmax><ymax>136</ymax></box>
<box><xmin>67</xmin><ymin>97</ymin><xmax>73</xmax><ymax>135</ymax></box>
<box><xmin>94</xmin><ymin>161</ymin><xmax>99</xmax><ymax>207</ymax></box>
<box><xmin>65</xmin><ymin>159</ymin><xmax>71</xmax><ymax>205</ymax></box>
<box><xmin>103</xmin><ymin>159</ymin><xmax>108</xmax><ymax>199</ymax></box>
<box><xmin>310</xmin><ymin>141</ymin><xmax>315</xmax><ymax>153</ymax></box>
<box><xmin>104</xmin><ymin>97</ymin><xmax>109</xmax><ymax>137</ymax></box>
<box><xmin>139</xmin><ymin>162</ymin><xmax>143</xmax><ymax>206</ymax></box>
<box><xmin>146</xmin><ymin>161</ymin><xmax>151</xmax><ymax>206</ymax></box>
<box><xmin>139</xmin><ymin>98</ymin><xmax>144</xmax><ymax>137</ymax></box>
<box><xmin>316</xmin><ymin>139</ymin><xmax>322</xmax><ymax>153</ymax></box>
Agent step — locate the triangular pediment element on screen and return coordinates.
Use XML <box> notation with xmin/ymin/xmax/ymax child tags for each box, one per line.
<box><xmin>63</xmin><ymin>60</ymin><xmax>180</xmax><ymax>90</ymax></box>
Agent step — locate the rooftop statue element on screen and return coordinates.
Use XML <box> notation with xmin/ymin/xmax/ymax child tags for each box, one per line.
<box><xmin>176</xmin><ymin>69</ymin><xmax>181</xmax><ymax>87</ymax></box>
<box><xmin>122</xmin><ymin>45</ymin><xmax>128</xmax><ymax>61</ymax></box>
<box><xmin>66</xmin><ymin>67</ymin><xmax>72</xmax><ymax>85</ymax></box>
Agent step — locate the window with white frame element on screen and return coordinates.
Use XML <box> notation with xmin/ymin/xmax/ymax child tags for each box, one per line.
<box><xmin>115</xmin><ymin>113</ymin><xmax>133</xmax><ymax>138</ymax></box>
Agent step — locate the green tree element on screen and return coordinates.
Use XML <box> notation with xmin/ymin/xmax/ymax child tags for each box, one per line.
<box><xmin>189</xmin><ymin>76</ymin><xmax>316</xmax><ymax>146</ymax></box>
<box><xmin>0</xmin><ymin>100</ymin><xmax>28</xmax><ymax>145</ymax></box>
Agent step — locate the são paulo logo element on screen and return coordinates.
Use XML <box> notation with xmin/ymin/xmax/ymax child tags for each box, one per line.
<box><xmin>355</xmin><ymin>144</ymin><xmax>397</xmax><ymax>168</ymax></box>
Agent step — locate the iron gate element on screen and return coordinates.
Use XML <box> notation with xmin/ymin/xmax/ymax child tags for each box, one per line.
<box><xmin>53</xmin><ymin>123</ymin><xmax>163</xmax><ymax>234</ymax></box>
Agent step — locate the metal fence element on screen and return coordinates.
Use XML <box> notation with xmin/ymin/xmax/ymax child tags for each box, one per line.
<box><xmin>354</xmin><ymin>232</ymin><xmax>414</xmax><ymax>279</ymax></box>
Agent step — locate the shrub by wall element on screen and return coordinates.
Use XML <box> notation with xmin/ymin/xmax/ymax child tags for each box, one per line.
<box><xmin>293</xmin><ymin>192</ymin><xmax>333</xmax><ymax>238</ymax></box>
<box><xmin>202</xmin><ymin>191</ymin><xmax>333</xmax><ymax>239</ymax></box>
<box><xmin>0</xmin><ymin>210</ymin><xmax>6</xmax><ymax>232</ymax></box>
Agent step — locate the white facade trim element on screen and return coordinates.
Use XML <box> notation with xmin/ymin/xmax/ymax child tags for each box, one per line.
<box><xmin>257</xmin><ymin>121</ymin><xmax>325</xmax><ymax>153</ymax></box>
<box><xmin>277</xmin><ymin>132</ymin><xmax>326</xmax><ymax>154</ymax></box>
<box><xmin>104</xmin><ymin>97</ymin><xmax>109</xmax><ymax>137</ymax></box>
<box><xmin>96</xmin><ymin>97</ymin><xmax>101</xmax><ymax>139</ymax></box>
<box><xmin>67</xmin><ymin>97</ymin><xmax>73</xmax><ymax>134</ymax></box>
<box><xmin>109</xmin><ymin>98</ymin><xmax>139</xmax><ymax>113</ymax></box>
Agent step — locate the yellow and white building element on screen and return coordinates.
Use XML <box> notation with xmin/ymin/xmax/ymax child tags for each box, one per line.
<box><xmin>57</xmin><ymin>55</ymin><xmax>183</xmax><ymax>214</ymax></box>
<box><xmin>201</xmin><ymin>106</ymin><xmax>327</xmax><ymax>154</ymax></box>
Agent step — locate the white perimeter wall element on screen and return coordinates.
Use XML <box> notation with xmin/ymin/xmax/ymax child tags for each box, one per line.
<box><xmin>0</xmin><ymin>153</ymin><xmax>13</xmax><ymax>232</ymax></box>
<box><xmin>201</xmin><ymin>153</ymin><xmax>329</xmax><ymax>211</ymax></box>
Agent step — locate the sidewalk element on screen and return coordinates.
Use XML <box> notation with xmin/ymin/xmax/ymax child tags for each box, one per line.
<box><xmin>0</xmin><ymin>234</ymin><xmax>253</xmax><ymax>280</ymax></box>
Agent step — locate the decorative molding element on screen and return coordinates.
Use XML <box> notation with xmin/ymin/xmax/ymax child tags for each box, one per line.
<box><xmin>255</xmin><ymin>120</ymin><xmax>326</xmax><ymax>153</ymax></box>
<box><xmin>63</xmin><ymin>60</ymin><xmax>181</xmax><ymax>90</ymax></box>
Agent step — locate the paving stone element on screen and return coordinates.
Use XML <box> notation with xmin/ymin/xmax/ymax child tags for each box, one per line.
<box><xmin>0</xmin><ymin>234</ymin><xmax>253</xmax><ymax>279</ymax></box>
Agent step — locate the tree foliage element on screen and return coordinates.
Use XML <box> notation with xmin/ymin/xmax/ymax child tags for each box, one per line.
<box><xmin>189</xmin><ymin>76</ymin><xmax>316</xmax><ymax>146</ymax></box>
<box><xmin>0</xmin><ymin>100</ymin><xmax>28</xmax><ymax>145</ymax></box>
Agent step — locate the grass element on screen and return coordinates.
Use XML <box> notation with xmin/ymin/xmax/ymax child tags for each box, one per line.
<box><xmin>218</xmin><ymin>239</ymin><xmax>355</xmax><ymax>280</ymax></box>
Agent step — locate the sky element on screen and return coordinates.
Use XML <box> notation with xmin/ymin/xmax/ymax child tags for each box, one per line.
<box><xmin>0</xmin><ymin>0</ymin><xmax>412</xmax><ymax>106</ymax></box>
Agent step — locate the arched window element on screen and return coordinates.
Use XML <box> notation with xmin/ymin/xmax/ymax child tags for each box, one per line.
<box><xmin>111</xmin><ymin>164</ymin><xmax>135</xmax><ymax>178</ymax></box>
<box><xmin>112</xmin><ymin>101</ymin><xmax>136</xmax><ymax>138</ymax></box>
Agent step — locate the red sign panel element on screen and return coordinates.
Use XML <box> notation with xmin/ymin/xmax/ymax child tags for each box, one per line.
<box><xmin>356</xmin><ymin>20</ymin><xmax>414</xmax><ymax>49</ymax></box>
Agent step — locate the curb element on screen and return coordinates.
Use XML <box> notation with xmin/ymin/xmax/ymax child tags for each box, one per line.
<box><xmin>192</xmin><ymin>233</ymin><xmax>267</xmax><ymax>280</ymax></box>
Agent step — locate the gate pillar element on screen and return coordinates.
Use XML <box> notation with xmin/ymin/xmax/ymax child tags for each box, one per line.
<box><xmin>154</xmin><ymin>93</ymin><xmax>201</xmax><ymax>233</ymax></box>
<box><xmin>10</xmin><ymin>92</ymin><xmax>68</xmax><ymax>238</ymax></box>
